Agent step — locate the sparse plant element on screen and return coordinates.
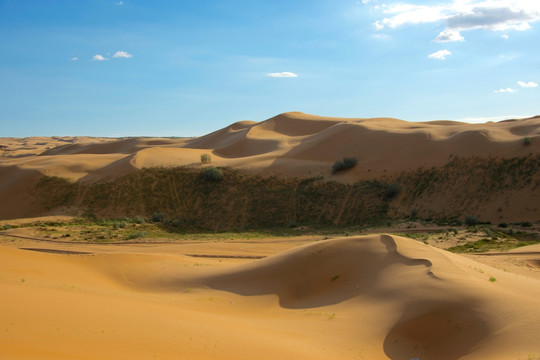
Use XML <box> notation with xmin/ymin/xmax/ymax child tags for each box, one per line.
<box><xmin>489</xmin><ymin>276</ymin><xmax>497</xmax><ymax>282</ymax></box>
<box><xmin>200</xmin><ymin>153</ymin><xmax>212</xmax><ymax>164</ymax></box>
<box><xmin>133</xmin><ymin>216</ymin><xmax>145</xmax><ymax>224</ymax></box>
<box><xmin>331</xmin><ymin>275</ymin><xmax>340</xmax><ymax>282</ymax></box>
<box><xmin>200</xmin><ymin>166</ymin><xmax>223</xmax><ymax>181</ymax></box>
<box><xmin>152</xmin><ymin>213</ymin><xmax>165</xmax><ymax>222</ymax></box>
<box><xmin>410</xmin><ymin>208</ymin><xmax>418</xmax><ymax>219</ymax></box>
<box><xmin>524</xmin><ymin>137</ymin><xmax>531</xmax><ymax>146</ymax></box>
<box><xmin>332</xmin><ymin>157</ymin><xmax>357</xmax><ymax>173</ymax></box>
<box><xmin>127</xmin><ymin>231</ymin><xmax>146</xmax><ymax>239</ymax></box>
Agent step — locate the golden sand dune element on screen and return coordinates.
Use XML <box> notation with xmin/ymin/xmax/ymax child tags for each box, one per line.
<box><xmin>1</xmin><ymin>234</ymin><xmax>539</xmax><ymax>359</ymax></box>
<box><xmin>1</xmin><ymin>111</ymin><xmax>539</xmax><ymax>221</ymax></box>
<box><xmin>1</xmin><ymin>112</ymin><xmax>539</xmax><ymax>181</ymax></box>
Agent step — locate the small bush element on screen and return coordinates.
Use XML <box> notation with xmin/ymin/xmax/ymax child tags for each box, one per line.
<box><xmin>1</xmin><ymin>224</ymin><xmax>13</xmax><ymax>230</ymax></box>
<box><xmin>200</xmin><ymin>166</ymin><xmax>223</xmax><ymax>181</ymax></box>
<box><xmin>133</xmin><ymin>216</ymin><xmax>145</xmax><ymax>224</ymax></box>
<box><xmin>498</xmin><ymin>222</ymin><xmax>508</xmax><ymax>228</ymax></box>
<box><xmin>332</xmin><ymin>157</ymin><xmax>357</xmax><ymax>173</ymax></box>
<box><xmin>128</xmin><ymin>231</ymin><xmax>146</xmax><ymax>239</ymax></box>
<box><xmin>465</xmin><ymin>215</ymin><xmax>478</xmax><ymax>226</ymax></box>
<box><xmin>489</xmin><ymin>276</ymin><xmax>497</xmax><ymax>282</ymax></box>
<box><xmin>152</xmin><ymin>213</ymin><xmax>165</xmax><ymax>222</ymax></box>
<box><xmin>410</xmin><ymin>208</ymin><xmax>418</xmax><ymax>219</ymax></box>
<box><xmin>200</xmin><ymin>153</ymin><xmax>212</xmax><ymax>164</ymax></box>
<box><xmin>524</xmin><ymin>137</ymin><xmax>531</xmax><ymax>146</ymax></box>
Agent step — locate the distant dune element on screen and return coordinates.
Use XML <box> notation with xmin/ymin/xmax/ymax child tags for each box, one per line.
<box><xmin>1</xmin><ymin>112</ymin><xmax>539</xmax><ymax>221</ymax></box>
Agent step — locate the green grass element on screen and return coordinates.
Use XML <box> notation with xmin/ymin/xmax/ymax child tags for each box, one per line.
<box><xmin>447</xmin><ymin>236</ymin><xmax>538</xmax><ymax>253</ymax></box>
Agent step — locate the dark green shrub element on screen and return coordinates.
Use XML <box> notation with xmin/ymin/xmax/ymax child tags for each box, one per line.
<box><xmin>200</xmin><ymin>153</ymin><xmax>212</xmax><ymax>164</ymax></box>
<box><xmin>498</xmin><ymin>222</ymin><xmax>508</xmax><ymax>228</ymax></box>
<box><xmin>152</xmin><ymin>213</ymin><xmax>165</xmax><ymax>222</ymax></box>
<box><xmin>200</xmin><ymin>166</ymin><xmax>223</xmax><ymax>181</ymax></box>
<box><xmin>524</xmin><ymin>137</ymin><xmax>531</xmax><ymax>146</ymax></box>
<box><xmin>332</xmin><ymin>157</ymin><xmax>357</xmax><ymax>173</ymax></box>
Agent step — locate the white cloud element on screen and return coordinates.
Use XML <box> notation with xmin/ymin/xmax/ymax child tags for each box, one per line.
<box><xmin>501</xmin><ymin>33</ymin><xmax>509</xmax><ymax>38</ymax></box>
<box><xmin>113</xmin><ymin>51</ymin><xmax>133</xmax><ymax>58</ymax></box>
<box><xmin>92</xmin><ymin>54</ymin><xmax>108</xmax><ymax>61</ymax></box>
<box><xmin>70</xmin><ymin>57</ymin><xmax>78</xmax><ymax>61</ymax></box>
<box><xmin>267</xmin><ymin>72</ymin><xmax>298</xmax><ymax>78</ymax></box>
<box><xmin>428</xmin><ymin>49</ymin><xmax>452</xmax><ymax>60</ymax></box>
<box><xmin>518</xmin><ymin>80</ymin><xmax>538</xmax><ymax>88</ymax></box>
<box><xmin>494</xmin><ymin>87</ymin><xmax>517</xmax><ymax>93</ymax></box>
<box><xmin>372</xmin><ymin>1</ymin><xmax>540</xmax><ymax>42</ymax></box>
<box><xmin>460</xmin><ymin>114</ymin><xmax>533</xmax><ymax>123</ymax></box>
<box><xmin>116</xmin><ymin>1</ymin><xmax>123</xmax><ymax>5</ymax></box>
<box><xmin>435</xmin><ymin>29</ymin><xmax>465</xmax><ymax>42</ymax></box>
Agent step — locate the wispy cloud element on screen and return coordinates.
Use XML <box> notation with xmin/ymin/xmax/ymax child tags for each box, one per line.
<box><xmin>116</xmin><ymin>1</ymin><xmax>123</xmax><ymax>5</ymax></box>
<box><xmin>267</xmin><ymin>72</ymin><xmax>298</xmax><ymax>78</ymax></box>
<box><xmin>113</xmin><ymin>51</ymin><xmax>132</xmax><ymax>58</ymax></box>
<box><xmin>70</xmin><ymin>57</ymin><xmax>78</xmax><ymax>61</ymax></box>
<box><xmin>92</xmin><ymin>54</ymin><xmax>108</xmax><ymax>61</ymax></box>
<box><xmin>494</xmin><ymin>88</ymin><xmax>517</xmax><ymax>93</ymax></box>
<box><xmin>428</xmin><ymin>49</ymin><xmax>451</xmax><ymax>60</ymax></box>
<box><xmin>501</xmin><ymin>33</ymin><xmax>509</xmax><ymax>39</ymax></box>
<box><xmin>460</xmin><ymin>114</ymin><xmax>532</xmax><ymax>123</ymax></box>
<box><xmin>518</xmin><ymin>80</ymin><xmax>538</xmax><ymax>88</ymax></box>
<box><xmin>371</xmin><ymin>1</ymin><xmax>540</xmax><ymax>42</ymax></box>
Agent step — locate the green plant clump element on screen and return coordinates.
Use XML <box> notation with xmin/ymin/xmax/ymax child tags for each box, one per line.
<box><xmin>524</xmin><ymin>137</ymin><xmax>531</xmax><ymax>146</ymax></box>
<box><xmin>200</xmin><ymin>166</ymin><xmax>223</xmax><ymax>181</ymax></box>
<box><xmin>200</xmin><ymin>153</ymin><xmax>212</xmax><ymax>164</ymax></box>
<box><xmin>332</xmin><ymin>157</ymin><xmax>357</xmax><ymax>174</ymax></box>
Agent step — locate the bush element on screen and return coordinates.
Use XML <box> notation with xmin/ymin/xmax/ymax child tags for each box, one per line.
<box><xmin>133</xmin><ymin>216</ymin><xmax>145</xmax><ymax>224</ymax></box>
<box><xmin>128</xmin><ymin>231</ymin><xmax>146</xmax><ymax>239</ymax></box>
<box><xmin>152</xmin><ymin>213</ymin><xmax>165</xmax><ymax>222</ymax></box>
<box><xmin>498</xmin><ymin>222</ymin><xmax>508</xmax><ymax>228</ymax></box>
<box><xmin>524</xmin><ymin>137</ymin><xmax>531</xmax><ymax>146</ymax></box>
<box><xmin>200</xmin><ymin>153</ymin><xmax>212</xmax><ymax>164</ymax></box>
<box><xmin>465</xmin><ymin>215</ymin><xmax>478</xmax><ymax>226</ymax></box>
<box><xmin>200</xmin><ymin>166</ymin><xmax>223</xmax><ymax>181</ymax></box>
<box><xmin>332</xmin><ymin>157</ymin><xmax>357</xmax><ymax>173</ymax></box>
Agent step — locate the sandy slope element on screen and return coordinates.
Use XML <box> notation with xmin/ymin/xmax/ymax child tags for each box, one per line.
<box><xmin>1</xmin><ymin>234</ymin><xmax>539</xmax><ymax>359</ymax></box>
<box><xmin>1</xmin><ymin>112</ymin><xmax>539</xmax><ymax>220</ymax></box>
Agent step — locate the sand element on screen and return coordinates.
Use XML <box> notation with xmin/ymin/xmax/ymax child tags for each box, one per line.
<box><xmin>1</xmin><ymin>112</ymin><xmax>540</xmax><ymax>358</ymax></box>
<box><xmin>1</xmin><ymin>234</ymin><xmax>539</xmax><ymax>359</ymax></box>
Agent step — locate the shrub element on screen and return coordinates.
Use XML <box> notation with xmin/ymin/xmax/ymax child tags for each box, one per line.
<box><xmin>200</xmin><ymin>166</ymin><xmax>223</xmax><ymax>181</ymax></box>
<box><xmin>332</xmin><ymin>157</ymin><xmax>357</xmax><ymax>173</ymax></box>
<box><xmin>200</xmin><ymin>153</ymin><xmax>212</xmax><ymax>164</ymax></box>
<box><xmin>465</xmin><ymin>215</ymin><xmax>478</xmax><ymax>226</ymax></box>
<box><xmin>128</xmin><ymin>231</ymin><xmax>146</xmax><ymax>239</ymax></box>
<box><xmin>133</xmin><ymin>216</ymin><xmax>145</xmax><ymax>224</ymax></box>
<box><xmin>524</xmin><ymin>137</ymin><xmax>531</xmax><ymax>146</ymax></box>
<box><xmin>152</xmin><ymin>213</ymin><xmax>165</xmax><ymax>222</ymax></box>
<box><xmin>498</xmin><ymin>222</ymin><xmax>508</xmax><ymax>228</ymax></box>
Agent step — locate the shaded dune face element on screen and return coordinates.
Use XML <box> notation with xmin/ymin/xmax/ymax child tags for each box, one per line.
<box><xmin>383</xmin><ymin>303</ymin><xmax>490</xmax><ymax>360</ymax></box>
<box><xmin>193</xmin><ymin>236</ymin><xmax>452</xmax><ymax>309</ymax></box>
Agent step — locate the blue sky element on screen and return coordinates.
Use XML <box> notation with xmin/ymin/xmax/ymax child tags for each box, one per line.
<box><xmin>1</xmin><ymin>0</ymin><xmax>539</xmax><ymax>137</ymax></box>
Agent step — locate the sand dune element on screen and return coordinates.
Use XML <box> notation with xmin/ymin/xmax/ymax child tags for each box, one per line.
<box><xmin>1</xmin><ymin>234</ymin><xmax>539</xmax><ymax>359</ymax></box>
<box><xmin>1</xmin><ymin>111</ymin><xmax>539</xmax><ymax>221</ymax></box>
